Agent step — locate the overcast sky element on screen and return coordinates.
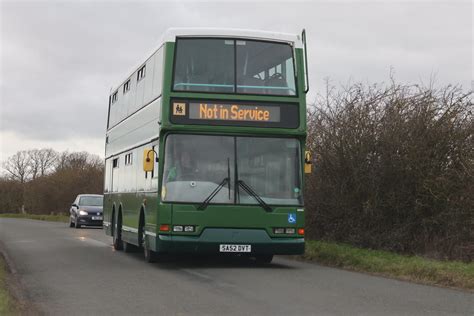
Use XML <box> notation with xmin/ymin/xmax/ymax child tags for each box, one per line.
<box><xmin>0</xmin><ymin>0</ymin><xmax>472</xmax><ymax>165</ymax></box>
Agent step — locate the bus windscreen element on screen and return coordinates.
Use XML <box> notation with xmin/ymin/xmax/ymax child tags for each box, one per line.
<box><xmin>162</xmin><ymin>134</ymin><xmax>303</xmax><ymax>206</ymax></box>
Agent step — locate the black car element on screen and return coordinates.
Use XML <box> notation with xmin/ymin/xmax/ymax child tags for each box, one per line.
<box><xmin>69</xmin><ymin>194</ymin><xmax>104</xmax><ymax>228</ymax></box>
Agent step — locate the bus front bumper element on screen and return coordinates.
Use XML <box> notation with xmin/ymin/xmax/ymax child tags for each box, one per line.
<box><xmin>154</xmin><ymin>228</ymin><xmax>305</xmax><ymax>255</ymax></box>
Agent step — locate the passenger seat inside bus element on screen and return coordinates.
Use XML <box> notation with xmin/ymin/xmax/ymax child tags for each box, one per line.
<box><xmin>238</xmin><ymin>76</ymin><xmax>266</xmax><ymax>94</ymax></box>
<box><xmin>265</xmin><ymin>75</ymin><xmax>290</xmax><ymax>95</ymax></box>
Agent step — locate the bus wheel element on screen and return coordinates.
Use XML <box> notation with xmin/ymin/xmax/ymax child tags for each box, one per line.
<box><xmin>255</xmin><ymin>255</ymin><xmax>273</xmax><ymax>264</ymax></box>
<box><xmin>113</xmin><ymin>213</ymin><xmax>123</xmax><ymax>251</ymax></box>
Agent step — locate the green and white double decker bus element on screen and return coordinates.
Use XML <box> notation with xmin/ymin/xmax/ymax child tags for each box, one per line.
<box><xmin>103</xmin><ymin>28</ymin><xmax>311</xmax><ymax>263</ymax></box>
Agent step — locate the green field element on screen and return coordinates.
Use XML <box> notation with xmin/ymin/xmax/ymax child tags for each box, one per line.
<box><xmin>304</xmin><ymin>240</ymin><xmax>474</xmax><ymax>290</ymax></box>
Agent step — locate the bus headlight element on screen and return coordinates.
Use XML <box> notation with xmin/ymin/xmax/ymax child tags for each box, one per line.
<box><xmin>173</xmin><ymin>225</ymin><xmax>195</xmax><ymax>232</ymax></box>
<box><xmin>285</xmin><ymin>228</ymin><xmax>295</xmax><ymax>234</ymax></box>
<box><xmin>274</xmin><ymin>227</ymin><xmax>297</xmax><ymax>234</ymax></box>
<box><xmin>274</xmin><ymin>228</ymin><xmax>285</xmax><ymax>234</ymax></box>
<box><xmin>173</xmin><ymin>225</ymin><xmax>183</xmax><ymax>232</ymax></box>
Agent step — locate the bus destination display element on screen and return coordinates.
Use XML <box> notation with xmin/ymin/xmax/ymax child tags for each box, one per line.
<box><xmin>190</xmin><ymin>103</ymin><xmax>280</xmax><ymax>122</ymax></box>
<box><xmin>170</xmin><ymin>100</ymin><xmax>298</xmax><ymax>128</ymax></box>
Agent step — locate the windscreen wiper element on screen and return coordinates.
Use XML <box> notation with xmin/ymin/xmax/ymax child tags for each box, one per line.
<box><xmin>237</xmin><ymin>180</ymin><xmax>272</xmax><ymax>212</ymax></box>
<box><xmin>197</xmin><ymin>177</ymin><xmax>229</xmax><ymax>210</ymax></box>
<box><xmin>198</xmin><ymin>158</ymin><xmax>231</xmax><ymax>210</ymax></box>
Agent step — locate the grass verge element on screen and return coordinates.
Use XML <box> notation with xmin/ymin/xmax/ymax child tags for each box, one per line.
<box><xmin>0</xmin><ymin>256</ymin><xmax>15</xmax><ymax>315</ymax></box>
<box><xmin>304</xmin><ymin>240</ymin><xmax>474</xmax><ymax>291</ymax></box>
<box><xmin>0</xmin><ymin>213</ymin><xmax>69</xmax><ymax>223</ymax></box>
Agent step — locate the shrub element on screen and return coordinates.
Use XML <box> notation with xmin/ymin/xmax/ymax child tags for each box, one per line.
<box><xmin>306</xmin><ymin>82</ymin><xmax>473</xmax><ymax>261</ymax></box>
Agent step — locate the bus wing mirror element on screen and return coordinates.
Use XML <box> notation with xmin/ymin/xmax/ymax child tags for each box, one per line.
<box><xmin>143</xmin><ymin>149</ymin><xmax>154</xmax><ymax>172</ymax></box>
<box><xmin>304</xmin><ymin>150</ymin><xmax>312</xmax><ymax>174</ymax></box>
<box><xmin>301</xmin><ymin>29</ymin><xmax>309</xmax><ymax>94</ymax></box>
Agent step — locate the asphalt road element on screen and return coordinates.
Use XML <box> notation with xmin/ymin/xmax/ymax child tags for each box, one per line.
<box><xmin>0</xmin><ymin>218</ymin><xmax>472</xmax><ymax>316</ymax></box>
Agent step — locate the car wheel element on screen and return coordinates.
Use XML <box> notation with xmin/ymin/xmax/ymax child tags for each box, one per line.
<box><xmin>255</xmin><ymin>255</ymin><xmax>273</xmax><ymax>264</ymax></box>
<box><xmin>74</xmin><ymin>216</ymin><xmax>81</xmax><ymax>229</ymax></box>
<box><xmin>113</xmin><ymin>213</ymin><xmax>123</xmax><ymax>251</ymax></box>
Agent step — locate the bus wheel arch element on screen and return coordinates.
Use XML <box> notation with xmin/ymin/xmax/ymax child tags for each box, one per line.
<box><xmin>138</xmin><ymin>207</ymin><xmax>145</xmax><ymax>248</ymax></box>
<box><xmin>111</xmin><ymin>205</ymin><xmax>116</xmax><ymax>236</ymax></box>
<box><xmin>140</xmin><ymin>207</ymin><xmax>157</xmax><ymax>263</ymax></box>
<box><xmin>113</xmin><ymin>205</ymin><xmax>123</xmax><ymax>251</ymax></box>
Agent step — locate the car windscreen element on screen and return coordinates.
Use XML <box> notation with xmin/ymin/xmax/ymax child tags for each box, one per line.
<box><xmin>79</xmin><ymin>196</ymin><xmax>103</xmax><ymax>206</ymax></box>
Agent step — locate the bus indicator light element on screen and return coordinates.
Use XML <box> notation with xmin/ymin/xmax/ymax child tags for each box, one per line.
<box><xmin>159</xmin><ymin>224</ymin><xmax>170</xmax><ymax>232</ymax></box>
<box><xmin>304</xmin><ymin>151</ymin><xmax>312</xmax><ymax>174</ymax></box>
<box><xmin>298</xmin><ymin>228</ymin><xmax>305</xmax><ymax>236</ymax></box>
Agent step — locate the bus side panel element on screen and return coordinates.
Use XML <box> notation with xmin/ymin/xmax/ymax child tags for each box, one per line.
<box><xmin>151</xmin><ymin>203</ymin><xmax>172</xmax><ymax>253</ymax></box>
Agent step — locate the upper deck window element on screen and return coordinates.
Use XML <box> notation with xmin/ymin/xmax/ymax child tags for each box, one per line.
<box><xmin>111</xmin><ymin>91</ymin><xmax>118</xmax><ymax>103</ymax></box>
<box><xmin>173</xmin><ymin>38</ymin><xmax>296</xmax><ymax>96</ymax></box>
<box><xmin>173</xmin><ymin>39</ymin><xmax>235</xmax><ymax>93</ymax></box>
<box><xmin>137</xmin><ymin>65</ymin><xmax>146</xmax><ymax>81</ymax></box>
<box><xmin>123</xmin><ymin>79</ymin><xmax>130</xmax><ymax>94</ymax></box>
<box><xmin>236</xmin><ymin>41</ymin><xmax>296</xmax><ymax>95</ymax></box>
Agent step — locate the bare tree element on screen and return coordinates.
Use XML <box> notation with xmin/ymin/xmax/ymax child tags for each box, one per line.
<box><xmin>28</xmin><ymin>148</ymin><xmax>58</xmax><ymax>179</ymax></box>
<box><xmin>3</xmin><ymin>150</ymin><xmax>31</xmax><ymax>183</ymax></box>
<box><xmin>38</xmin><ymin>148</ymin><xmax>58</xmax><ymax>176</ymax></box>
<box><xmin>28</xmin><ymin>149</ymin><xmax>40</xmax><ymax>180</ymax></box>
<box><xmin>1</xmin><ymin>149</ymin><xmax>104</xmax><ymax>214</ymax></box>
<box><xmin>55</xmin><ymin>151</ymin><xmax>103</xmax><ymax>171</ymax></box>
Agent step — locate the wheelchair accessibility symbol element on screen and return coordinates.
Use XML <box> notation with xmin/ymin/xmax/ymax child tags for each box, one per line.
<box><xmin>288</xmin><ymin>213</ymin><xmax>296</xmax><ymax>224</ymax></box>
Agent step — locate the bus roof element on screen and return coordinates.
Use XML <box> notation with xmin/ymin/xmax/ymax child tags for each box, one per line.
<box><xmin>109</xmin><ymin>27</ymin><xmax>303</xmax><ymax>93</ymax></box>
<box><xmin>161</xmin><ymin>28</ymin><xmax>303</xmax><ymax>48</ymax></box>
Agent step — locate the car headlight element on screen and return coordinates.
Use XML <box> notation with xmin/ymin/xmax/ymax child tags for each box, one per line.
<box><xmin>79</xmin><ymin>210</ymin><xmax>88</xmax><ymax>216</ymax></box>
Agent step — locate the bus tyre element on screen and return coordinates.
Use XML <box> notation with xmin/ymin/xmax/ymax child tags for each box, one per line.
<box><xmin>113</xmin><ymin>214</ymin><xmax>123</xmax><ymax>251</ymax></box>
<box><xmin>255</xmin><ymin>255</ymin><xmax>273</xmax><ymax>264</ymax></box>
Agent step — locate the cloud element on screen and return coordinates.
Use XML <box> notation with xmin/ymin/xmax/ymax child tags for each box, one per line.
<box><xmin>1</xmin><ymin>0</ymin><xmax>471</xmax><ymax>160</ymax></box>
<box><xmin>0</xmin><ymin>130</ymin><xmax>104</xmax><ymax>164</ymax></box>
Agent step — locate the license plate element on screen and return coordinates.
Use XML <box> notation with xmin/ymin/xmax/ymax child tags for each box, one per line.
<box><xmin>92</xmin><ymin>216</ymin><xmax>103</xmax><ymax>220</ymax></box>
<box><xmin>219</xmin><ymin>244</ymin><xmax>251</xmax><ymax>253</ymax></box>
